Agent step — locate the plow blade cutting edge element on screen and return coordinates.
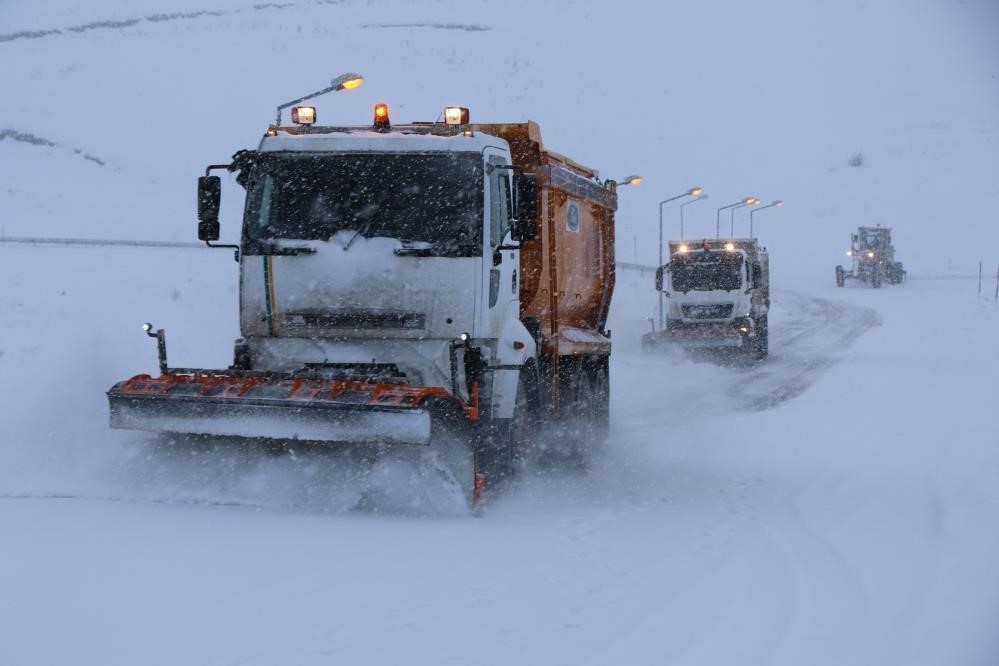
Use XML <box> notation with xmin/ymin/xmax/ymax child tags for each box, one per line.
<box><xmin>107</xmin><ymin>373</ymin><xmax>435</xmax><ymax>445</ymax></box>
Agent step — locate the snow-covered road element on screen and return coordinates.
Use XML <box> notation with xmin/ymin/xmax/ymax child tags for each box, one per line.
<box><xmin>2</xmin><ymin>246</ymin><xmax>998</xmax><ymax>665</ymax></box>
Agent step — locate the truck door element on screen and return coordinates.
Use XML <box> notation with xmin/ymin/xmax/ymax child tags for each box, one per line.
<box><xmin>483</xmin><ymin>150</ymin><xmax>518</xmax><ymax>339</ymax></box>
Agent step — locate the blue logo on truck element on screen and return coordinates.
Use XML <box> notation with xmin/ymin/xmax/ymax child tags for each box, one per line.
<box><xmin>567</xmin><ymin>203</ymin><xmax>580</xmax><ymax>232</ymax></box>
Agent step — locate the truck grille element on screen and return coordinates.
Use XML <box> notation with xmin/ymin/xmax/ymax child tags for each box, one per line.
<box><xmin>681</xmin><ymin>304</ymin><xmax>734</xmax><ymax>319</ymax></box>
<box><xmin>283</xmin><ymin>311</ymin><xmax>426</xmax><ymax>330</ymax></box>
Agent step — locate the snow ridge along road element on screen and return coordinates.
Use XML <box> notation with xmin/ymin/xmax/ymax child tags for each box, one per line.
<box><xmin>731</xmin><ymin>290</ymin><xmax>882</xmax><ymax>412</ymax></box>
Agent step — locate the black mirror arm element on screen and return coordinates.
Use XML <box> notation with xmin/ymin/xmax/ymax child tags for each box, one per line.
<box><xmin>205</xmin><ymin>240</ymin><xmax>240</xmax><ymax>262</ymax></box>
<box><xmin>204</xmin><ymin>163</ymin><xmax>233</xmax><ymax>177</ymax></box>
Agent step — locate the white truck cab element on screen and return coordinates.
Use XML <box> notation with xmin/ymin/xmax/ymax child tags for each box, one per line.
<box><xmin>647</xmin><ymin>239</ymin><xmax>770</xmax><ymax>359</ymax></box>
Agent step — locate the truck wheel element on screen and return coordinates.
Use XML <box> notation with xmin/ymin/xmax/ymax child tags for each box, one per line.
<box><xmin>753</xmin><ymin>315</ymin><xmax>769</xmax><ymax>360</ymax></box>
<box><xmin>475</xmin><ymin>367</ymin><xmax>538</xmax><ymax>491</ymax></box>
<box><xmin>835</xmin><ymin>265</ymin><xmax>845</xmax><ymax>287</ymax></box>
<box><xmin>425</xmin><ymin>397</ymin><xmax>477</xmax><ymax>508</ymax></box>
<box><xmin>587</xmin><ymin>356</ymin><xmax>610</xmax><ymax>442</ymax></box>
<box><xmin>510</xmin><ymin>366</ymin><xmax>540</xmax><ymax>465</ymax></box>
<box><xmin>872</xmin><ymin>265</ymin><xmax>882</xmax><ymax>289</ymax></box>
<box><xmin>563</xmin><ymin>357</ymin><xmax>607</xmax><ymax>466</ymax></box>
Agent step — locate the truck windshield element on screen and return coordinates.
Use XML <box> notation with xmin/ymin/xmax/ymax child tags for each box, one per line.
<box><xmin>243</xmin><ymin>152</ymin><xmax>483</xmax><ymax>255</ymax></box>
<box><xmin>671</xmin><ymin>252</ymin><xmax>744</xmax><ymax>292</ymax></box>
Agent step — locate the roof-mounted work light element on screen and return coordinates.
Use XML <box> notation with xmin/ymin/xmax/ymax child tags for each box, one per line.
<box><xmin>274</xmin><ymin>72</ymin><xmax>363</xmax><ymax>125</ymax></box>
<box><xmin>444</xmin><ymin>106</ymin><xmax>470</xmax><ymax>125</ymax></box>
<box><xmin>374</xmin><ymin>103</ymin><xmax>391</xmax><ymax>130</ymax></box>
<box><xmin>292</xmin><ymin>106</ymin><xmax>316</xmax><ymax>125</ymax></box>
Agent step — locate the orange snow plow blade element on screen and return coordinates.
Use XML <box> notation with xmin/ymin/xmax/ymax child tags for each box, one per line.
<box><xmin>106</xmin><ymin>371</ymin><xmax>451</xmax><ymax>445</ymax></box>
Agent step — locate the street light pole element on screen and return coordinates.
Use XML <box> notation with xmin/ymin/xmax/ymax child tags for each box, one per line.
<box><xmin>749</xmin><ymin>200</ymin><xmax>784</xmax><ymax>237</ymax></box>
<box><xmin>730</xmin><ymin>198</ymin><xmax>759</xmax><ymax>237</ymax></box>
<box><xmin>716</xmin><ymin>197</ymin><xmax>756</xmax><ymax>239</ymax></box>
<box><xmin>679</xmin><ymin>194</ymin><xmax>708</xmax><ymax>240</ymax></box>
<box><xmin>658</xmin><ymin>187</ymin><xmax>702</xmax><ymax>329</ymax></box>
<box><xmin>730</xmin><ymin>203</ymin><xmax>748</xmax><ymax>237</ymax></box>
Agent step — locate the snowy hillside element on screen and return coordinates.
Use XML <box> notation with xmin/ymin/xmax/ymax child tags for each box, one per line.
<box><xmin>3</xmin><ymin>0</ymin><xmax>998</xmax><ymax>270</ymax></box>
<box><xmin>2</xmin><ymin>1</ymin><xmax>999</xmax><ymax>665</ymax></box>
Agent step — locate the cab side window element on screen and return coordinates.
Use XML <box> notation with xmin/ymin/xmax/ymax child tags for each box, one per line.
<box><xmin>488</xmin><ymin>158</ymin><xmax>511</xmax><ymax>248</ymax></box>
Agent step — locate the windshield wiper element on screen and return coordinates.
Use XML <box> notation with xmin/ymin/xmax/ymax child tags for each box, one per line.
<box><xmin>394</xmin><ymin>246</ymin><xmax>434</xmax><ymax>257</ymax></box>
<box><xmin>343</xmin><ymin>218</ymin><xmax>376</xmax><ymax>251</ymax></box>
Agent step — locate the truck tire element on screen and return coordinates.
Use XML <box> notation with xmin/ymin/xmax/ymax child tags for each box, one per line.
<box><xmin>425</xmin><ymin>397</ymin><xmax>477</xmax><ymax>507</ymax></box>
<box><xmin>475</xmin><ymin>366</ymin><xmax>538</xmax><ymax>488</ymax></box>
<box><xmin>562</xmin><ymin>356</ymin><xmax>608</xmax><ymax>466</ymax></box>
<box><xmin>872</xmin><ymin>265</ymin><xmax>882</xmax><ymax>289</ymax></box>
<box><xmin>587</xmin><ymin>355</ymin><xmax>610</xmax><ymax>442</ymax></box>
<box><xmin>753</xmin><ymin>315</ymin><xmax>769</xmax><ymax>360</ymax></box>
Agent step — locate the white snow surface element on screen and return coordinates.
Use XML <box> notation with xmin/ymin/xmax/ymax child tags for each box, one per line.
<box><xmin>2</xmin><ymin>1</ymin><xmax>999</xmax><ymax>664</ymax></box>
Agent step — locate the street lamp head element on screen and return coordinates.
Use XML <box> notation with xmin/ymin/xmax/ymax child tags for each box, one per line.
<box><xmin>688</xmin><ymin>187</ymin><xmax>703</xmax><ymax>196</ymax></box>
<box><xmin>332</xmin><ymin>73</ymin><xmax>364</xmax><ymax>91</ymax></box>
<box><xmin>774</xmin><ymin>200</ymin><xmax>784</xmax><ymax>207</ymax></box>
<box><xmin>745</xmin><ymin>197</ymin><xmax>760</xmax><ymax>205</ymax></box>
<box><xmin>620</xmin><ymin>175</ymin><xmax>643</xmax><ymax>186</ymax></box>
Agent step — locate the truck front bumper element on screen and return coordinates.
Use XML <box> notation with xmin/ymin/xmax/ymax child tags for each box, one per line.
<box><xmin>643</xmin><ymin>320</ymin><xmax>749</xmax><ymax>349</ymax></box>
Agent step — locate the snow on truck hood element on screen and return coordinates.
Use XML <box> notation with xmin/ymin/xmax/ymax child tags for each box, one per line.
<box><xmin>258</xmin><ymin>128</ymin><xmax>507</xmax><ymax>154</ymax></box>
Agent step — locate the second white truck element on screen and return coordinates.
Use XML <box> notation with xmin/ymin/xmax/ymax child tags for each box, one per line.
<box><xmin>644</xmin><ymin>239</ymin><xmax>770</xmax><ymax>359</ymax></box>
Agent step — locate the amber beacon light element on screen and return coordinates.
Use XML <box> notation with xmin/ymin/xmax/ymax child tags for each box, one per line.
<box><xmin>373</xmin><ymin>103</ymin><xmax>391</xmax><ymax>130</ymax></box>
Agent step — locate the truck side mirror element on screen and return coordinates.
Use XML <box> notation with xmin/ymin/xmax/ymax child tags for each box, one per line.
<box><xmin>655</xmin><ymin>266</ymin><xmax>664</xmax><ymax>292</ymax></box>
<box><xmin>197</xmin><ymin>175</ymin><xmax>222</xmax><ymax>241</ymax></box>
<box><xmin>512</xmin><ymin>173</ymin><xmax>538</xmax><ymax>241</ymax></box>
<box><xmin>752</xmin><ymin>262</ymin><xmax>762</xmax><ymax>287</ymax></box>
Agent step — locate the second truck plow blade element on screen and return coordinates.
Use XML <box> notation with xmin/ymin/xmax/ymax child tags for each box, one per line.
<box><xmin>107</xmin><ymin>372</ymin><xmax>434</xmax><ymax>445</ymax></box>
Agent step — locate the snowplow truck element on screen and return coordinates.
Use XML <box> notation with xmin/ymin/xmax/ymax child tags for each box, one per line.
<box><xmin>835</xmin><ymin>225</ymin><xmax>905</xmax><ymax>288</ymax></box>
<box><xmin>643</xmin><ymin>239</ymin><xmax>770</xmax><ymax>359</ymax></box>
<box><xmin>106</xmin><ymin>100</ymin><xmax>618</xmax><ymax>505</ymax></box>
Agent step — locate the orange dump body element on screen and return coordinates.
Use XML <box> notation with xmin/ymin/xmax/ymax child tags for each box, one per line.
<box><xmin>473</xmin><ymin>122</ymin><xmax>617</xmax><ymax>360</ymax></box>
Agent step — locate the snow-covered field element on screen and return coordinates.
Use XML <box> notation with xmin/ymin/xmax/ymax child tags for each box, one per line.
<box><xmin>3</xmin><ymin>0</ymin><xmax>999</xmax><ymax>664</ymax></box>
<box><xmin>3</xmin><ymin>246</ymin><xmax>999</xmax><ymax>665</ymax></box>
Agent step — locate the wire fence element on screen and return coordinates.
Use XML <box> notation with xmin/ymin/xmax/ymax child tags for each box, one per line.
<box><xmin>0</xmin><ymin>235</ymin><xmax>205</xmax><ymax>250</ymax></box>
<box><xmin>977</xmin><ymin>261</ymin><xmax>999</xmax><ymax>302</ymax></box>
<box><xmin>0</xmin><ymin>235</ymin><xmax>663</xmax><ymax>276</ymax></box>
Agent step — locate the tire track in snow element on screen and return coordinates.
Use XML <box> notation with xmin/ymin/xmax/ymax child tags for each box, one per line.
<box><xmin>729</xmin><ymin>290</ymin><xmax>881</xmax><ymax>412</ymax></box>
<box><xmin>759</xmin><ymin>495</ymin><xmax>875</xmax><ymax>664</ymax></box>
